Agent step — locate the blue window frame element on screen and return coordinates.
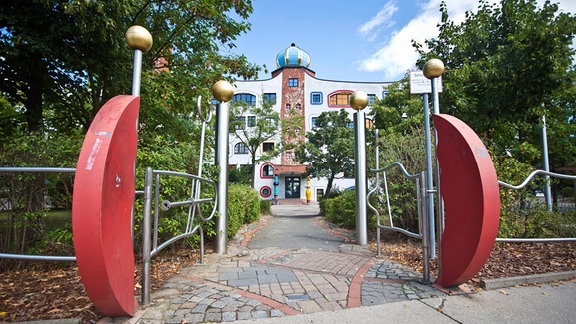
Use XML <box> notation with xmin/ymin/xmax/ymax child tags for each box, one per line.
<box><xmin>289</xmin><ymin>78</ymin><xmax>298</xmax><ymax>87</ymax></box>
<box><xmin>368</xmin><ymin>94</ymin><xmax>376</xmax><ymax>104</ymax></box>
<box><xmin>247</xmin><ymin>116</ymin><xmax>256</xmax><ymax>127</ymax></box>
<box><xmin>264</xmin><ymin>93</ymin><xmax>277</xmax><ymax>105</ymax></box>
<box><xmin>232</xmin><ymin>93</ymin><xmax>256</xmax><ymax>106</ymax></box>
<box><xmin>382</xmin><ymin>90</ymin><xmax>389</xmax><ymax>99</ymax></box>
<box><xmin>234</xmin><ymin>143</ymin><xmax>249</xmax><ymax>154</ymax></box>
<box><xmin>310</xmin><ymin>92</ymin><xmax>323</xmax><ymax>105</ymax></box>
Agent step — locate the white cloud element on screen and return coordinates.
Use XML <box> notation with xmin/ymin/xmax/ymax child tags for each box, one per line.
<box><xmin>359</xmin><ymin>0</ymin><xmax>575</xmax><ymax>80</ymax></box>
<box><xmin>358</xmin><ymin>0</ymin><xmax>398</xmax><ymax>36</ymax></box>
<box><xmin>358</xmin><ymin>0</ymin><xmax>482</xmax><ymax>79</ymax></box>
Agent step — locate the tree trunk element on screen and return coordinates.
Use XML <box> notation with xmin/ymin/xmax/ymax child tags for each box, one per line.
<box><xmin>24</xmin><ymin>53</ymin><xmax>46</xmax><ymax>132</ymax></box>
<box><xmin>325</xmin><ymin>173</ymin><xmax>336</xmax><ymax>198</ymax></box>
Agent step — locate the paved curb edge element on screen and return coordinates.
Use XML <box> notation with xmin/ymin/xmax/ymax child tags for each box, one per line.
<box><xmin>480</xmin><ymin>270</ymin><xmax>576</xmax><ymax>290</ymax></box>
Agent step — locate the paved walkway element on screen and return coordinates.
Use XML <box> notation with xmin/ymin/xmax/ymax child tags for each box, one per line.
<box><xmin>117</xmin><ymin>203</ymin><xmax>576</xmax><ymax>324</ymax></box>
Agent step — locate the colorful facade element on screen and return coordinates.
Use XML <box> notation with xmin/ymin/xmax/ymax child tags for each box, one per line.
<box><xmin>230</xmin><ymin>43</ymin><xmax>391</xmax><ymax>202</ymax></box>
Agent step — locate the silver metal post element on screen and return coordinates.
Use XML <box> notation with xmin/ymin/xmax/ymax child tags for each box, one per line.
<box><xmin>375</xmin><ymin>129</ymin><xmax>381</xmax><ymax>257</ymax></box>
<box><xmin>541</xmin><ymin>115</ymin><xmax>552</xmax><ymax>211</ymax></box>
<box><xmin>132</xmin><ymin>49</ymin><xmax>143</xmax><ymax>96</ymax></box>
<box><xmin>215</xmin><ymin>101</ymin><xmax>230</xmax><ymax>254</ymax></box>
<box><xmin>354</xmin><ymin>110</ymin><xmax>368</xmax><ymax>245</ymax></box>
<box><xmin>141</xmin><ymin>167</ymin><xmax>153</xmax><ymax>305</ymax></box>
<box><xmin>422</xmin><ymin>94</ymin><xmax>436</xmax><ymax>258</ymax></box>
<box><xmin>420</xmin><ymin>172</ymin><xmax>430</xmax><ymax>283</ymax></box>
<box><xmin>431</xmin><ymin>77</ymin><xmax>440</xmax><ymax>115</ymax></box>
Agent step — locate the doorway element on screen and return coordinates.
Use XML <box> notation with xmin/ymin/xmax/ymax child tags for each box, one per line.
<box><xmin>285</xmin><ymin>176</ymin><xmax>301</xmax><ymax>198</ymax></box>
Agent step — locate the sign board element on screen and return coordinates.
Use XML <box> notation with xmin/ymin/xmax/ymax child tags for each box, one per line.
<box><xmin>410</xmin><ymin>70</ymin><xmax>443</xmax><ymax>94</ymax></box>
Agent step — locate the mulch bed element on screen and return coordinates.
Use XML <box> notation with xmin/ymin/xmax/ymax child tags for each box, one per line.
<box><xmin>1</xmin><ymin>235</ymin><xmax>574</xmax><ymax>322</ymax></box>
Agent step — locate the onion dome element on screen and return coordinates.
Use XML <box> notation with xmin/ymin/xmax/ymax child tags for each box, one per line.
<box><xmin>276</xmin><ymin>43</ymin><xmax>311</xmax><ymax>68</ymax></box>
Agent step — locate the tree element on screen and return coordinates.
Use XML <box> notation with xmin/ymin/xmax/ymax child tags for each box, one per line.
<box><xmin>295</xmin><ymin>109</ymin><xmax>354</xmax><ymax>197</ymax></box>
<box><xmin>413</xmin><ymin>0</ymin><xmax>576</xmax><ymax>167</ymax></box>
<box><xmin>0</xmin><ymin>0</ymin><xmax>261</xmax><ymax>135</ymax></box>
<box><xmin>229</xmin><ymin>98</ymin><xmax>281</xmax><ymax>188</ymax></box>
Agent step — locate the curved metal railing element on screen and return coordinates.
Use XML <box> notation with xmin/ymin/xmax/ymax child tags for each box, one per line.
<box><xmin>497</xmin><ymin>169</ymin><xmax>576</xmax><ymax>243</ymax></box>
<box><xmin>368</xmin><ymin>161</ymin><xmax>431</xmax><ymax>282</ymax></box>
<box><xmin>0</xmin><ymin>167</ymin><xmax>77</xmax><ymax>262</ymax></box>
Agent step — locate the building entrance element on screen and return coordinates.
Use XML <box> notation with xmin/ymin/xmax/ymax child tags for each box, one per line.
<box><xmin>285</xmin><ymin>176</ymin><xmax>301</xmax><ymax>198</ymax></box>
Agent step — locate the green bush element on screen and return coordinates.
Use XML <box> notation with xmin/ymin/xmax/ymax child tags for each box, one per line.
<box><xmin>227</xmin><ymin>184</ymin><xmax>260</xmax><ymax>238</ymax></box>
<box><xmin>324</xmin><ymin>189</ymin><xmax>356</xmax><ymax>229</ymax></box>
<box><xmin>260</xmin><ymin>199</ymin><xmax>271</xmax><ymax>215</ymax></box>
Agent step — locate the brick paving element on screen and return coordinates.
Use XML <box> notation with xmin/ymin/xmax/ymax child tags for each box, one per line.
<box><xmin>127</xmin><ymin>204</ymin><xmax>448</xmax><ymax>323</ymax></box>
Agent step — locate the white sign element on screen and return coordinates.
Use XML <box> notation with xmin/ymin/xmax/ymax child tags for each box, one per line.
<box><xmin>409</xmin><ymin>70</ymin><xmax>443</xmax><ymax>94</ymax></box>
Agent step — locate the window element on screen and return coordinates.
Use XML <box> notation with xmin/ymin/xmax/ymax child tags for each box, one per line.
<box><xmin>247</xmin><ymin>116</ymin><xmax>256</xmax><ymax>127</ymax></box>
<box><xmin>261</xmin><ymin>164</ymin><xmax>274</xmax><ymax>178</ymax></box>
<box><xmin>263</xmin><ymin>116</ymin><xmax>278</xmax><ymax>128</ymax></box>
<box><xmin>260</xmin><ymin>186</ymin><xmax>272</xmax><ymax>198</ymax></box>
<box><xmin>316</xmin><ymin>188</ymin><xmax>324</xmax><ymax>200</ymax></box>
<box><xmin>285</xmin><ymin>103</ymin><xmax>291</xmax><ymax>110</ymax></box>
<box><xmin>310</xmin><ymin>92</ymin><xmax>323</xmax><ymax>104</ymax></box>
<box><xmin>289</xmin><ymin>78</ymin><xmax>298</xmax><ymax>87</ymax></box>
<box><xmin>232</xmin><ymin>93</ymin><xmax>256</xmax><ymax>106</ymax></box>
<box><xmin>382</xmin><ymin>90</ymin><xmax>389</xmax><ymax>99</ymax></box>
<box><xmin>311</xmin><ymin>116</ymin><xmax>318</xmax><ymax>128</ymax></box>
<box><xmin>368</xmin><ymin>94</ymin><xmax>376</xmax><ymax>104</ymax></box>
<box><xmin>234</xmin><ymin>143</ymin><xmax>248</xmax><ymax>154</ymax></box>
<box><xmin>328</xmin><ymin>91</ymin><xmax>352</xmax><ymax>107</ymax></box>
<box><xmin>262</xmin><ymin>142</ymin><xmax>275</xmax><ymax>152</ymax></box>
<box><xmin>296</xmin><ymin>103</ymin><xmax>301</xmax><ymax>110</ymax></box>
<box><xmin>234</xmin><ymin>116</ymin><xmax>246</xmax><ymax>130</ymax></box>
<box><xmin>263</xmin><ymin>93</ymin><xmax>277</xmax><ymax>105</ymax></box>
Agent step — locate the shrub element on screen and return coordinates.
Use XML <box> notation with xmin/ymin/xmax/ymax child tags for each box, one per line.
<box><xmin>227</xmin><ymin>184</ymin><xmax>260</xmax><ymax>238</ymax></box>
<box><xmin>324</xmin><ymin>189</ymin><xmax>356</xmax><ymax>229</ymax></box>
<box><xmin>260</xmin><ymin>199</ymin><xmax>271</xmax><ymax>215</ymax></box>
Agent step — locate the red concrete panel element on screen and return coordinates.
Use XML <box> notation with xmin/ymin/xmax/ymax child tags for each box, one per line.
<box><xmin>72</xmin><ymin>95</ymin><xmax>140</xmax><ymax>316</ymax></box>
<box><xmin>434</xmin><ymin>114</ymin><xmax>501</xmax><ymax>287</ymax></box>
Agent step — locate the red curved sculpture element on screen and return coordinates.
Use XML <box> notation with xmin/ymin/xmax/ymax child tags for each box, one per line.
<box><xmin>72</xmin><ymin>95</ymin><xmax>140</xmax><ymax>316</ymax></box>
<box><xmin>434</xmin><ymin>114</ymin><xmax>500</xmax><ymax>287</ymax></box>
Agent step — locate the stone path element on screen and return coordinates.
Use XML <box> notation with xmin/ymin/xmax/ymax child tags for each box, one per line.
<box><xmin>128</xmin><ymin>204</ymin><xmax>447</xmax><ymax>323</ymax></box>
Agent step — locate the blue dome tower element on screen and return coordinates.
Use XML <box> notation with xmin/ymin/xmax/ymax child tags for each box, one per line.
<box><xmin>276</xmin><ymin>43</ymin><xmax>311</xmax><ymax>68</ymax></box>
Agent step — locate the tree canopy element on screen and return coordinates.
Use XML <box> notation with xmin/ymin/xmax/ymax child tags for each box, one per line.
<box><xmin>413</xmin><ymin>0</ymin><xmax>576</xmax><ymax>168</ymax></box>
<box><xmin>229</xmin><ymin>98</ymin><xmax>281</xmax><ymax>188</ymax></box>
<box><xmin>0</xmin><ymin>0</ymin><xmax>261</xmax><ymax>135</ymax></box>
<box><xmin>295</xmin><ymin>109</ymin><xmax>354</xmax><ymax>197</ymax></box>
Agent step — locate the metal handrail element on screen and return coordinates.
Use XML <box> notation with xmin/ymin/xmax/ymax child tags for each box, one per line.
<box><xmin>497</xmin><ymin>169</ymin><xmax>576</xmax><ymax>243</ymax></box>
<box><xmin>0</xmin><ymin>167</ymin><xmax>77</xmax><ymax>262</ymax></box>
<box><xmin>368</xmin><ymin>161</ymin><xmax>430</xmax><ymax>282</ymax></box>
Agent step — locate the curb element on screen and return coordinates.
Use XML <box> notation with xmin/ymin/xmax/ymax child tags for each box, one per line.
<box><xmin>480</xmin><ymin>270</ymin><xmax>576</xmax><ymax>290</ymax></box>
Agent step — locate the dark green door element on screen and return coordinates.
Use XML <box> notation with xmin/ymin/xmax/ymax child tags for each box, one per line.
<box><xmin>285</xmin><ymin>177</ymin><xmax>301</xmax><ymax>198</ymax></box>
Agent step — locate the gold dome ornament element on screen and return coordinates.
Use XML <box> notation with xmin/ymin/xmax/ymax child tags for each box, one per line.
<box><xmin>211</xmin><ymin>80</ymin><xmax>235</xmax><ymax>103</ymax></box>
<box><xmin>350</xmin><ymin>91</ymin><xmax>369</xmax><ymax>111</ymax></box>
<box><xmin>126</xmin><ymin>25</ymin><xmax>153</xmax><ymax>52</ymax></box>
<box><xmin>423</xmin><ymin>58</ymin><xmax>445</xmax><ymax>79</ymax></box>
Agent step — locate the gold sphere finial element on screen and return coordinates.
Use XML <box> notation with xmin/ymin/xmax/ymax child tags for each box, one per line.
<box><xmin>350</xmin><ymin>91</ymin><xmax>369</xmax><ymax>111</ymax></box>
<box><xmin>423</xmin><ymin>58</ymin><xmax>445</xmax><ymax>79</ymax></box>
<box><xmin>126</xmin><ymin>25</ymin><xmax>153</xmax><ymax>52</ymax></box>
<box><xmin>212</xmin><ymin>80</ymin><xmax>235</xmax><ymax>102</ymax></box>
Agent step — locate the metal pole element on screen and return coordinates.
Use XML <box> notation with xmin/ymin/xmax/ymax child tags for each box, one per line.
<box><xmin>215</xmin><ymin>101</ymin><xmax>230</xmax><ymax>254</ymax></box>
<box><xmin>541</xmin><ymin>115</ymin><xmax>553</xmax><ymax>211</ymax></box>
<box><xmin>375</xmin><ymin>129</ymin><xmax>381</xmax><ymax>257</ymax></box>
<box><xmin>132</xmin><ymin>49</ymin><xmax>143</xmax><ymax>96</ymax></box>
<box><xmin>141</xmin><ymin>167</ymin><xmax>153</xmax><ymax>305</ymax></box>
<box><xmin>431</xmin><ymin>78</ymin><xmax>440</xmax><ymax>115</ymax></box>
<box><xmin>420</xmin><ymin>172</ymin><xmax>430</xmax><ymax>283</ymax></box>
<box><xmin>422</xmin><ymin>94</ymin><xmax>436</xmax><ymax>259</ymax></box>
<box><xmin>354</xmin><ymin>110</ymin><xmax>368</xmax><ymax>245</ymax></box>
<box><xmin>211</xmin><ymin>80</ymin><xmax>234</xmax><ymax>254</ymax></box>
<box><xmin>423</xmin><ymin>58</ymin><xmax>445</xmax><ymax>276</ymax></box>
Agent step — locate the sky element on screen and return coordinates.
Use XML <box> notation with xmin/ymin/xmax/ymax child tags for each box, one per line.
<box><xmin>229</xmin><ymin>0</ymin><xmax>576</xmax><ymax>82</ymax></box>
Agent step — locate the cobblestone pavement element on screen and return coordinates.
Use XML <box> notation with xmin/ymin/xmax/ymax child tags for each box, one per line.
<box><xmin>127</xmin><ymin>204</ymin><xmax>448</xmax><ymax>324</ymax></box>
